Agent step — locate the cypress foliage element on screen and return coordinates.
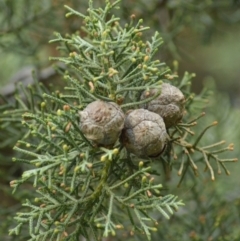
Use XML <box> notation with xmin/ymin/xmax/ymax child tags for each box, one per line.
<box><xmin>0</xmin><ymin>0</ymin><xmax>239</xmax><ymax>240</ymax></box>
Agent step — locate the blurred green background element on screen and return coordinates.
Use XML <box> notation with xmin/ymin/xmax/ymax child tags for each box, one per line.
<box><xmin>1</xmin><ymin>0</ymin><xmax>240</xmax><ymax>240</ymax></box>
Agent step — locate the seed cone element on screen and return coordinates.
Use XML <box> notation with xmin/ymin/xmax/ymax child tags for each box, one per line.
<box><xmin>121</xmin><ymin>109</ymin><xmax>168</xmax><ymax>157</ymax></box>
<box><xmin>141</xmin><ymin>83</ymin><xmax>185</xmax><ymax>128</ymax></box>
<box><xmin>79</xmin><ymin>100</ymin><xmax>125</xmax><ymax>146</ymax></box>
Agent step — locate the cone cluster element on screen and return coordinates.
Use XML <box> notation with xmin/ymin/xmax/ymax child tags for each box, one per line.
<box><xmin>79</xmin><ymin>83</ymin><xmax>185</xmax><ymax>158</ymax></box>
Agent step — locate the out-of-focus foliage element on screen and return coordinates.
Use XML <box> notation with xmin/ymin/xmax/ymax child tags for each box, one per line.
<box><xmin>1</xmin><ymin>0</ymin><xmax>240</xmax><ymax>82</ymax></box>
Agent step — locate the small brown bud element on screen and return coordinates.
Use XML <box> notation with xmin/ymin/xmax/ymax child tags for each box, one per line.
<box><xmin>65</xmin><ymin>122</ymin><xmax>72</xmax><ymax>133</ymax></box>
<box><xmin>130</xmin><ymin>14</ymin><xmax>136</xmax><ymax>19</ymax></box>
<box><xmin>63</xmin><ymin>105</ymin><xmax>70</xmax><ymax>111</ymax></box>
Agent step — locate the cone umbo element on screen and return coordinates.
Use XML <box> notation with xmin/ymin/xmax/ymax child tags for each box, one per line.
<box><xmin>141</xmin><ymin>83</ymin><xmax>185</xmax><ymax>128</ymax></box>
<box><xmin>79</xmin><ymin>100</ymin><xmax>125</xmax><ymax>146</ymax></box>
<box><xmin>121</xmin><ymin>109</ymin><xmax>168</xmax><ymax>157</ymax></box>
